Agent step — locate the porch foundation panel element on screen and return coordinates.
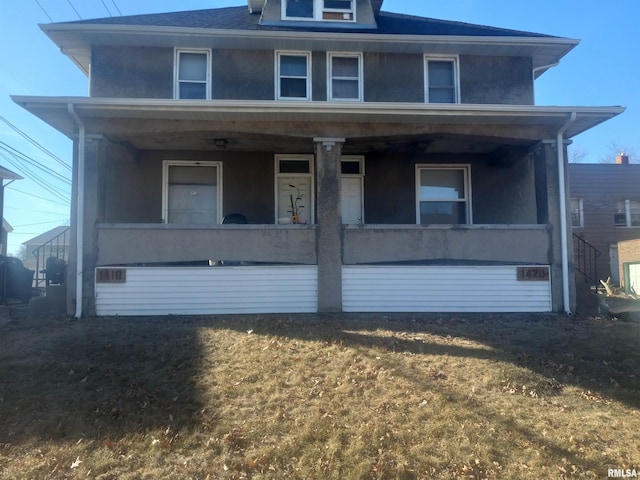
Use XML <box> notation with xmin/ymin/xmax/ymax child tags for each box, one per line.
<box><xmin>342</xmin><ymin>265</ymin><xmax>552</xmax><ymax>313</ymax></box>
<box><xmin>95</xmin><ymin>265</ymin><xmax>318</xmax><ymax>316</ymax></box>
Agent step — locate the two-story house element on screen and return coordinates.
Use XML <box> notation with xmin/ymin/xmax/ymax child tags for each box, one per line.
<box><xmin>13</xmin><ymin>1</ymin><xmax>623</xmax><ymax>317</ymax></box>
<box><xmin>570</xmin><ymin>157</ymin><xmax>640</xmax><ymax>288</ymax></box>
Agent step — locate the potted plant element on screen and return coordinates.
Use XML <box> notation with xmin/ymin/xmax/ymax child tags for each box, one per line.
<box><xmin>288</xmin><ymin>185</ymin><xmax>304</xmax><ymax>224</ymax></box>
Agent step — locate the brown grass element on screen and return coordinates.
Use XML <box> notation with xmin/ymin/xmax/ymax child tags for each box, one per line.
<box><xmin>0</xmin><ymin>313</ymin><xmax>638</xmax><ymax>479</ymax></box>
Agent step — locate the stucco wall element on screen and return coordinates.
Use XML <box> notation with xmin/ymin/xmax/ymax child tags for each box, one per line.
<box><xmin>363</xmin><ymin>152</ymin><xmax>538</xmax><ymax>225</ymax></box>
<box><xmin>460</xmin><ymin>56</ymin><xmax>534</xmax><ymax>105</ymax></box>
<box><xmin>101</xmin><ymin>148</ymin><xmax>538</xmax><ymax>226</ymax></box>
<box><xmin>88</xmin><ymin>46</ymin><xmax>534</xmax><ymax>105</ymax></box>
<box><xmin>91</xmin><ymin>46</ymin><xmax>174</xmax><ymax>98</ymax></box>
<box><xmin>102</xmin><ymin>150</ymin><xmax>276</xmax><ymax>225</ymax></box>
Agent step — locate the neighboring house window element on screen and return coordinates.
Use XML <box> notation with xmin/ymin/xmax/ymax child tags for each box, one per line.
<box><xmin>425</xmin><ymin>56</ymin><xmax>459</xmax><ymax>104</ymax></box>
<box><xmin>615</xmin><ymin>200</ymin><xmax>640</xmax><ymax>227</ymax></box>
<box><xmin>162</xmin><ymin>161</ymin><xmax>222</xmax><ymax>224</ymax></box>
<box><xmin>174</xmin><ymin>49</ymin><xmax>211</xmax><ymax>100</ymax></box>
<box><xmin>275</xmin><ymin>155</ymin><xmax>314</xmax><ymax>224</ymax></box>
<box><xmin>328</xmin><ymin>53</ymin><xmax>362</xmax><ymax>101</ymax></box>
<box><xmin>277</xmin><ymin>52</ymin><xmax>311</xmax><ymax>100</ymax></box>
<box><xmin>283</xmin><ymin>0</ymin><xmax>354</xmax><ymax>21</ymax></box>
<box><xmin>416</xmin><ymin>165</ymin><xmax>471</xmax><ymax>224</ymax></box>
<box><xmin>571</xmin><ymin>198</ymin><xmax>584</xmax><ymax>228</ymax></box>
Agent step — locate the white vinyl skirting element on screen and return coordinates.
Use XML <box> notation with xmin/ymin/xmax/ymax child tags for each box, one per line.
<box><xmin>95</xmin><ymin>265</ymin><xmax>318</xmax><ymax>316</ymax></box>
<box><xmin>342</xmin><ymin>265</ymin><xmax>552</xmax><ymax>313</ymax></box>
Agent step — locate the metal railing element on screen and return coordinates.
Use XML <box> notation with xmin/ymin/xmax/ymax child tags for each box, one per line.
<box><xmin>32</xmin><ymin>227</ymin><xmax>70</xmax><ymax>291</ymax></box>
<box><xmin>573</xmin><ymin>233</ymin><xmax>601</xmax><ymax>289</ymax></box>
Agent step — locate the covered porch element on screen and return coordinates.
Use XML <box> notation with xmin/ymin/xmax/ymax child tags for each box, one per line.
<box><xmin>13</xmin><ymin>97</ymin><xmax>624</xmax><ymax>315</ymax></box>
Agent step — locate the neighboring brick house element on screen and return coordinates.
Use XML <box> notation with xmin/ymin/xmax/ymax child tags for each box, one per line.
<box><xmin>14</xmin><ymin>1</ymin><xmax>623</xmax><ymax>316</ymax></box>
<box><xmin>618</xmin><ymin>239</ymin><xmax>640</xmax><ymax>294</ymax></box>
<box><xmin>569</xmin><ymin>158</ymin><xmax>640</xmax><ymax>286</ymax></box>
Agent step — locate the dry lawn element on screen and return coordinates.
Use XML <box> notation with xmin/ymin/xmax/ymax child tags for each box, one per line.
<box><xmin>0</xmin><ymin>313</ymin><xmax>638</xmax><ymax>479</ymax></box>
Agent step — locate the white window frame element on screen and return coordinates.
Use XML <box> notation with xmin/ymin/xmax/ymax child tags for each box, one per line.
<box><xmin>274</xmin><ymin>154</ymin><xmax>315</xmax><ymax>224</ymax></box>
<box><xmin>424</xmin><ymin>55</ymin><xmax>460</xmax><ymax>104</ymax></box>
<box><xmin>282</xmin><ymin>0</ymin><xmax>355</xmax><ymax>22</ymax></box>
<box><xmin>162</xmin><ymin>161</ymin><xmax>223</xmax><ymax>224</ymax></box>
<box><xmin>327</xmin><ymin>52</ymin><xmax>363</xmax><ymax>102</ymax></box>
<box><xmin>415</xmin><ymin>164</ymin><xmax>472</xmax><ymax>225</ymax></box>
<box><xmin>174</xmin><ymin>48</ymin><xmax>212</xmax><ymax>100</ymax></box>
<box><xmin>615</xmin><ymin>199</ymin><xmax>640</xmax><ymax>228</ymax></box>
<box><xmin>571</xmin><ymin>198</ymin><xmax>584</xmax><ymax>228</ymax></box>
<box><xmin>276</xmin><ymin>51</ymin><xmax>312</xmax><ymax>101</ymax></box>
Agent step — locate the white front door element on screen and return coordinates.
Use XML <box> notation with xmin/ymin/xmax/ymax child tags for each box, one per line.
<box><xmin>341</xmin><ymin>176</ymin><xmax>363</xmax><ymax>225</ymax></box>
<box><xmin>629</xmin><ymin>264</ymin><xmax>640</xmax><ymax>294</ymax></box>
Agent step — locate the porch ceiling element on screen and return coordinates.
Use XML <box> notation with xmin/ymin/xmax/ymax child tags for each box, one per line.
<box><xmin>13</xmin><ymin>96</ymin><xmax>624</xmax><ymax>154</ymax></box>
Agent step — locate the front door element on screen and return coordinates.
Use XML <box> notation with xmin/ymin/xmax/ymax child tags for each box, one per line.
<box><xmin>341</xmin><ymin>176</ymin><xmax>363</xmax><ymax>225</ymax></box>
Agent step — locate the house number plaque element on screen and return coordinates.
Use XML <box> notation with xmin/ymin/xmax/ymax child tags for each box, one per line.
<box><xmin>516</xmin><ymin>267</ymin><xmax>549</xmax><ymax>281</ymax></box>
<box><xmin>96</xmin><ymin>268</ymin><xmax>127</xmax><ymax>283</ymax></box>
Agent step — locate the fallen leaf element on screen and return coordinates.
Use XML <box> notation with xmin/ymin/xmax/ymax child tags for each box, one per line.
<box><xmin>71</xmin><ymin>457</ymin><xmax>82</xmax><ymax>469</ymax></box>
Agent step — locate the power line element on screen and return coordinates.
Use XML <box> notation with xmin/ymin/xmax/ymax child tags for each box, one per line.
<box><xmin>0</xmin><ymin>116</ymin><xmax>72</xmax><ymax>173</ymax></box>
<box><xmin>110</xmin><ymin>0</ymin><xmax>123</xmax><ymax>16</ymax></box>
<box><xmin>0</xmin><ymin>142</ymin><xmax>71</xmax><ymax>186</ymax></box>
<box><xmin>12</xmin><ymin>219</ymin><xmax>70</xmax><ymax>228</ymax></box>
<box><xmin>33</xmin><ymin>0</ymin><xmax>54</xmax><ymax>22</ymax></box>
<box><xmin>100</xmin><ymin>0</ymin><xmax>113</xmax><ymax>17</ymax></box>
<box><xmin>65</xmin><ymin>0</ymin><xmax>82</xmax><ymax>19</ymax></box>
<box><xmin>6</xmin><ymin>187</ymin><xmax>69</xmax><ymax>207</ymax></box>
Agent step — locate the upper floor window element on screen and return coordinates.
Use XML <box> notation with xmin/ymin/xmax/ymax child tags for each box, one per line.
<box><xmin>571</xmin><ymin>198</ymin><xmax>584</xmax><ymax>228</ymax></box>
<box><xmin>425</xmin><ymin>56</ymin><xmax>459</xmax><ymax>104</ymax></box>
<box><xmin>174</xmin><ymin>49</ymin><xmax>211</xmax><ymax>100</ymax></box>
<box><xmin>277</xmin><ymin>51</ymin><xmax>311</xmax><ymax>100</ymax></box>
<box><xmin>283</xmin><ymin>0</ymin><xmax>354</xmax><ymax>21</ymax></box>
<box><xmin>416</xmin><ymin>165</ymin><xmax>471</xmax><ymax>224</ymax></box>
<box><xmin>328</xmin><ymin>53</ymin><xmax>362</xmax><ymax>101</ymax></box>
<box><xmin>615</xmin><ymin>200</ymin><xmax>640</xmax><ymax>227</ymax></box>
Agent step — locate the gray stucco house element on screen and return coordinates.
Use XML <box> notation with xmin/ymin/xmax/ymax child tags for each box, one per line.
<box><xmin>14</xmin><ymin>1</ymin><xmax>623</xmax><ymax>316</ymax></box>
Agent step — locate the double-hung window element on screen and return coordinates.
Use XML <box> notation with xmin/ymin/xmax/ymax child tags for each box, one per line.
<box><xmin>174</xmin><ymin>49</ymin><xmax>211</xmax><ymax>100</ymax></box>
<box><xmin>416</xmin><ymin>165</ymin><xmax>471</xmax><ymax>224</ymax></box>
<box><xmin>162</xmin><ymin>161</ymin><xmax>222</xmax><ymax>225</ymax></box>
<box><xmin>425</xmin><ymin>56</ymin><xmax>459</xmax><ymax>104</ymax></box>
<box><xmin>328</xmin><ymin>53</ymin><xmax>362</xmax><ymax>101</ymax></box>
<box><xmin>283</xmin><ymin>0</ymin><xmax>354</xmax><ymax>21</ymax></box>
<box><xmin>615</xmin><ymin>200</ymin><xmax>640</xmax><ymax>227</ymax></box>
<box><xmin>570</xmin><ymin>198</ymin><xmax>584</xmax><ymax>228</ymax></box>
<box><xmin>277</xmin><ymin>52</ymin><xmax>311</xmax><ymax>100</ymax></box>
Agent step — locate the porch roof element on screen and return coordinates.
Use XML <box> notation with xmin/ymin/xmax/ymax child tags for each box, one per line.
<box><xmin>13</xmin><ymin>97</ymin><xmax>624</xmax><ymax>151</ymax></box>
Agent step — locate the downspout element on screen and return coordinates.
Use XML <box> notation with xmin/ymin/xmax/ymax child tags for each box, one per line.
<box><xmin>68</xmin><ymin>104</ymin><xmax>85</xmax><ymax>319</ymax></box>
<box><xmin>556</xmin><ymin>111</ymin><xmax>576</xmax><ymax>314</ymax></box>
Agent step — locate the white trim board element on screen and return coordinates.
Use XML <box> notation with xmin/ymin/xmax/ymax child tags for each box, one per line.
<box><xmin>342</xmin><ymin>265</ymin><xmax>552</xmax><ymax>313</ymax></box>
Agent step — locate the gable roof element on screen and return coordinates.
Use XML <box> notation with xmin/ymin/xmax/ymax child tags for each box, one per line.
<box><xmin>23</xmin><ymin>226</ymin><xmax>70</xmax><ymax>247</ymax></box>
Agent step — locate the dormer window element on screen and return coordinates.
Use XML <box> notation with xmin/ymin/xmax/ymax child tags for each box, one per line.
<box><xmin>283</xmin><ymin>0</ymin><xmax>354</xmax><ymax>22</ymax></box>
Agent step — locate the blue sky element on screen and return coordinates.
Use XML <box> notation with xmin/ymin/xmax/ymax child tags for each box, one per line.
<box><xmin>0</xmin><ymin>0</ymin><xmax>638</xmax><ymax>255</ymax></box>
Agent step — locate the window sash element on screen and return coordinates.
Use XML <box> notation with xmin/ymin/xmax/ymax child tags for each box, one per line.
<box><xmin>175</xmin><ymin>50</ymin><xmax>210</xmax><ymax>100</ymax></box>
<box><xmin>278</xmin><ymin>52</ymin><xmax>310</xmax><ymax>100</ymax></box>
<box><xmin>163</xmin><ymin>162</ymin><xmax>222</xmax><ymax>225</ymax></box>
<box><xmin>425</xmin><ymin>57</ymin><xmax>458</xmax><ymax>104</ymax></box>
<box><xmin>616</xmin><ymin>200</ymin><xmax>640</xmax><ymax>227</ymax></box>
<box><xmin>329</xmin><ymin>54</ymin><xmax>362</xmax><ymax>101</ymax></box>
<box><xmin>416</xmin><ymin>166</ymin><xmax>470</xmax><ymax>225</ymax></box>
<box><xmin>284</xmin><ymin>0</ymin><xmax>354</xmax><ymax>21</ymax></box>
<box><xmin>570</xmin><ymin>198</ymin><xmax>584</xmax><ymax>228</ymax></box>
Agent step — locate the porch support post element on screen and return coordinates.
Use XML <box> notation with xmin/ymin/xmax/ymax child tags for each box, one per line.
<box><xmin>314</xmin><ymin>137</ymin><xmax>345</xmax><ymax>312</ymax></box>
<box><xmin>67</xmin><ymin>135</ymin><xmax>107</xmax><ymax>317</ymax></box>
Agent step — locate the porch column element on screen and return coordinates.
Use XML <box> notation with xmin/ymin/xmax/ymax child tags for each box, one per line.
<box><xmin>67</xmin><ymin>135</ymin><xmax>108</xmax><ymax>317</ymax></box>
<box><xmin>314</xmin><ymin>137</ymin><xmax>345</xmax><ymax>312</ymax></box>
